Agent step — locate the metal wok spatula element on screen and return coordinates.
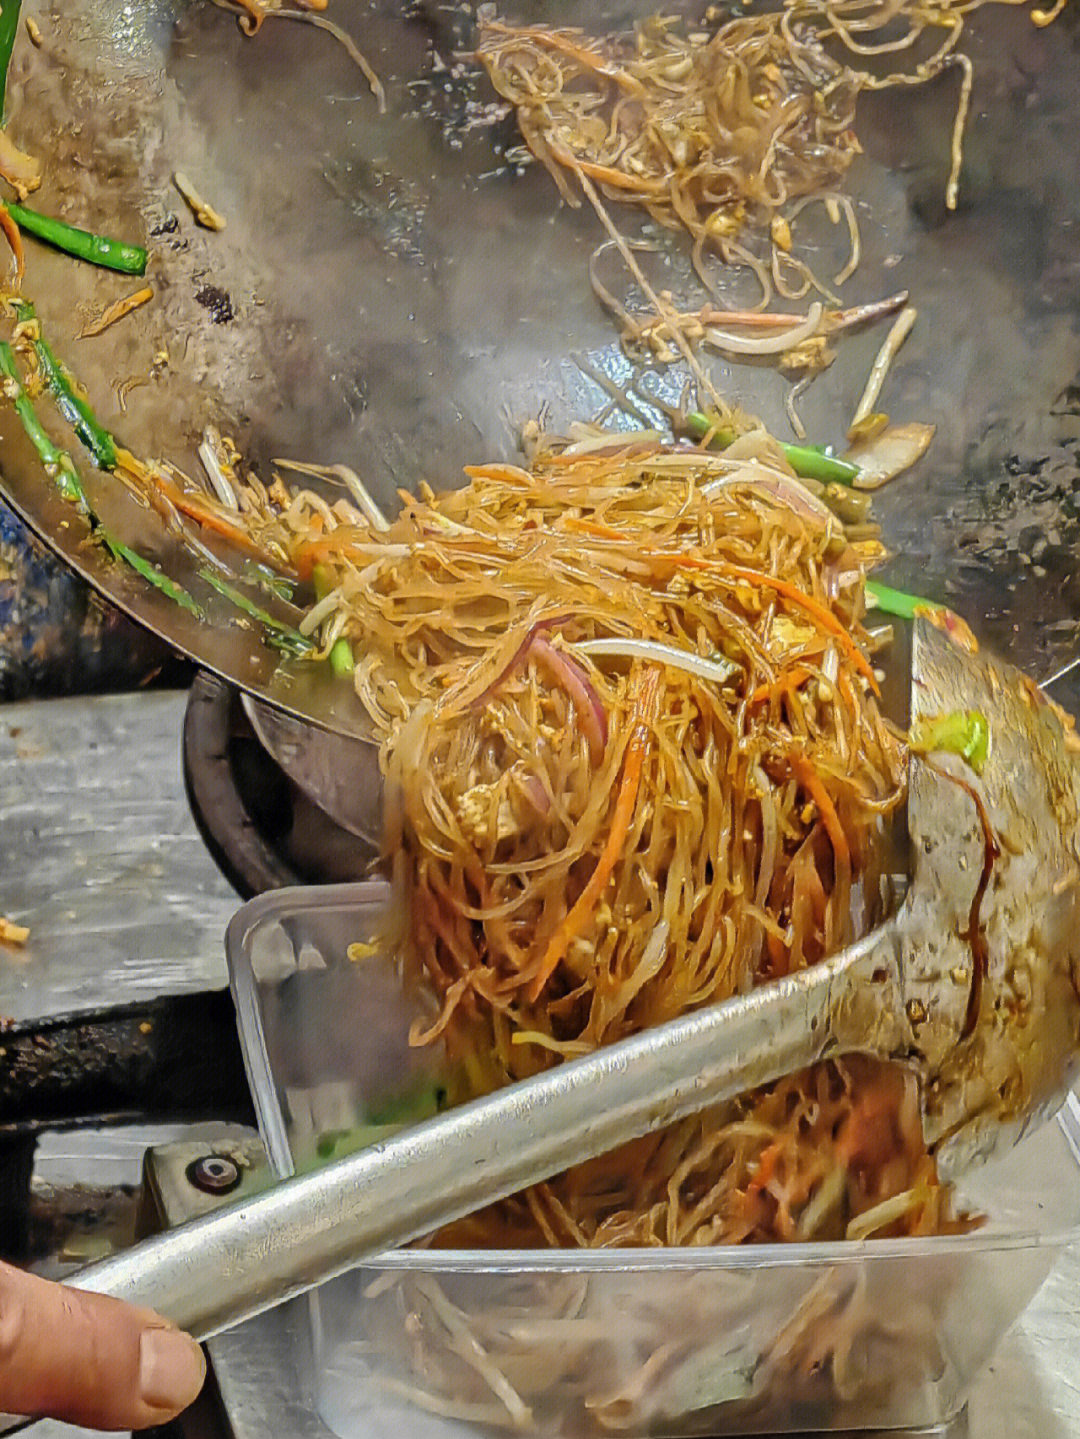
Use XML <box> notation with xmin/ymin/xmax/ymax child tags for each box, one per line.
<box><xmin>4</xmin><ymin>617</ymin><xmax>1079</xmax><ymax>1423</ymax></box>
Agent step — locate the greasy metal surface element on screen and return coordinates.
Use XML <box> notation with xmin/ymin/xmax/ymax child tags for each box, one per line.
<box><xmin>906</xmin><ymin>622</ymin><xmax>1080</xmax><ymax>1171</ymax></box>
<box><xmin>184</xmin><ymin>674</ymin><xmax>376</xmax><ymax>895</ymax></box>
<box><xmin>0</xmin><ymin>2</ymin><xmax>1076</xmax><ymax>734</ymax></box>
<box><xmin>241</xmin><ymin>694</ymin><xmax>382</xmax><ymax>846</ymax></box>
<box><xmin>0</xmin><ymin>991</ymin><xmax>252</xmax><ymax>1137</ymax></box>
<box><xmin>0</xmin><ymin>690</ymin><xmax>237</xmax><ymax>1026</ymax></box>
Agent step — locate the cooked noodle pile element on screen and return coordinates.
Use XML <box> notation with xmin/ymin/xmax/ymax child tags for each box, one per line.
<box><xmin>478</xmin><ymin>0</ymin><xmax>1070</xmax><ymax>309</ymax></box>
<box><xmin>249</xmin><ymin>431</ymin><xmax>969</xmax><ymax>1249</ymax></box>
<box><xmin>479</xmin><ymin>13</ymin><xmax>861</xmax><ymax>304</ymax></box>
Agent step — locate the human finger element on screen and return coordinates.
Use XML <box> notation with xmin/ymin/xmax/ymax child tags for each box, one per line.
<box><xmin>0</xmin><ymin>1259</ymin><xmax>206</xmax><ymax>1431</ymax></box>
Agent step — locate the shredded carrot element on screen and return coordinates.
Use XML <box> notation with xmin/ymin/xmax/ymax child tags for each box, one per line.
<box><xmin>527</xmin><ymin>667</ymin><xmax>660</xmax><ymax>1001</ymax></box>
<box><xmin>764</xmin><ymin>930</ymin><xmax>788</xmax><ymax>977</ymax></box>
<box><xmin>702</xmin><ymin>560</ymin><xmax>875</xmax><ymax>690</ymax></box>
<box><xmin>463</xmin><ymin>463</ymin><xmax>535</xmax><ymax>486</ymax></box>
<box><xmin>292</xmin><ymin>533</ymin><xmax>375</xmax><ymax>578</ymax></box>
<box><xmin>727</xmin><ymin>566</ymin><xmax>877</xmax><ymax>690</ymax></box>
<box><xmin>548</xmin><ymin>145</ymin><xmax>666</xmax><ymax>195</ymax></box>
<box><xmin>790</xmin><ymin>756</ymin><xmax>851</xmax><ymax>894</ymax></box>
<box><xmin>178</xmin><ymin>502</ymin><xmax>270</xmax><ymax>558</ymax></box>
<box><xmin>482</xmin><ymin>21</ymin><xmax>640</xmax><ymax>88</ymax></box>
<box><xmin>747</xmin><ymin>1136</ymin><xmax>786</xmax><ymax>1194</ymax></box>
<box><xmin>147</xmin><ymin>470</ymin><xmax>286</xmax><ymax>567</ymax></box>
<box><xmin>78</xmin><ymin>285</ymin><xmax>154</xmax><ymax>339</ymax></box>
<box><xmin>0</xmin><ymin>205</ymin><xmax>25</xmax><ymax>285</ymax></box>
<box><xmin>561</xmin><ymin>516</ymin><xmax>630</xmax><ymax>541</ymax></box>
<box><xmin>648</xmin><ymin>552</ymin><xmax>877</xmax><ymax>689</ymax></box>
<box><xmin>165</xmin><ymin>488</ymin><xmax>263</xmax><ymax>553</ymax></box>
<box><xmin>749</xmin><ymin>665</ymin><xmax>812</xmax><ymax>706</ymax></box>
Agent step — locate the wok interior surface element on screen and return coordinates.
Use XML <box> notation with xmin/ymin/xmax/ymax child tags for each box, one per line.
<box><xmin>0</xmin><ymin>0</ymin><xmax>1077</xmax><ymax>728</ymax></box>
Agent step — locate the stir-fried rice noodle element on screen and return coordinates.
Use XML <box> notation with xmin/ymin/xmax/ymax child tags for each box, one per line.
<box><xmin>208</xmin><ymin>0</ymin><xmax>386</xmax><ymax>107</ymax></box>
<box><xmin>478</xmin><ymin>0</ymin><xmax>1069</xmax><ymax>316</ymax></box>
<box><xmin>243</xmin><ymin>432</ymin><xmax>972</xmax><ymax>1253</ymax></box>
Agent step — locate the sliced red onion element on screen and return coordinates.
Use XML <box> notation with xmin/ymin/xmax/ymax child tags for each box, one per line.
<box><xmin>531</xmin><ymin>634</ymin><xmax>609</xmax><ymax>762</ymax></box>
<box><xmin>702</xmin><ymin>461</ymin><xmax>834</xmax><ymax>527</ymax></box>
<box><xmin>705</xmin><ymin>302</ymin><xmax>823</xmax><ymax>356</ymax></box>
<box><xmin>521</xmin><ymin>773</ymin><xmax>553</xmax><ymax>816</ymax></box>
<box><xmin>471</xmin><ymin>612</ymin><xmax>578</xmax><ymax>712</ymax></box>
<box><xmin>847</xmin><ymin>422</ymin><xmax>936</xmax><ymax>490</ymax></box>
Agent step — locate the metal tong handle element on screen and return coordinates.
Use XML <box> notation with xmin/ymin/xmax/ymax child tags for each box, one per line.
<box><xmin>74</xmin><ymin>925</ymin><xmax>894</xmax><ymax>1330</ymax></box>
<box><xmin>0</xmin><ymin>924</ymin><xmax>897</xmax><ymax>1432</ymax></box>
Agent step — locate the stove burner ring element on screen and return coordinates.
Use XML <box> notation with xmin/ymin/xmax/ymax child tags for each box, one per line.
<box><xmin>182</xmin><ymin>672</ymin><xmax>376</xmax><ymax>897</ymax></box>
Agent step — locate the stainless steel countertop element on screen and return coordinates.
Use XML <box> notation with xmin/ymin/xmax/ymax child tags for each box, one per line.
<box><xmin>3</xmin><ymin>688</ymin><xmax>1078</xmax><ymax>1438</ymax></box>
<box><xmin>0</xmin><ymin>689</ymin><xmax>237</xmax><ymax>1025</ymax></box>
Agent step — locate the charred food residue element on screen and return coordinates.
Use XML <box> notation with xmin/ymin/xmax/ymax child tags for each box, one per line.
<box><xmin>195</xmin><ymin>284</ymin><xmax>234</xmax><ymax>325</ymax></box>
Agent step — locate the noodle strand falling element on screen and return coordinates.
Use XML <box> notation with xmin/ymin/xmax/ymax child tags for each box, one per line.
<box><xmin>238</xmin><ymin>433</ymin><xmax>969</xmax><ymax>1252</ymax></box>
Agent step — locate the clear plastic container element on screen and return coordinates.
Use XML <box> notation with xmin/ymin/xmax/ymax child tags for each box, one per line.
<box><xmin>227</xmin><ymin>880</ymin><xmax>1080</xmax><ymax>1438</ymax></box>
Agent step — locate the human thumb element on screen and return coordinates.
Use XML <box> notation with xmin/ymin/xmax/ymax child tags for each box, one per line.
<box><xmin>0</xmin><ymin>1258</ymin><xmax>206</xmax><ymax>1430</ymax></box>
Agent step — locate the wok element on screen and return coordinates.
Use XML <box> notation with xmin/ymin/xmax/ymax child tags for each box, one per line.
<box><xmin>0</xmin><ymin>0</ymin><xmax>1077</xmax><ymax>754</ymax></box>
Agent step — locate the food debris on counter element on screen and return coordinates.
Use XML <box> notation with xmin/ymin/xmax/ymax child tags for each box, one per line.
<box><xmin>173</xmin><ymin>171</ymin><xmax>227</xmax><ymax>231</ymax></box>
<box><xmin>0</xmin><ymin>914</ymin><xmax>29</xmax><ymax>944</ymax></box>
<box><xmin>78</xmin><ymin>284</ymin><xmax>154</xmax><ymax>338</ymax></box>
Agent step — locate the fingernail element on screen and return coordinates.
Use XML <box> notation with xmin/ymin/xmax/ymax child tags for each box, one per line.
<box><xmin>139</xmin><ymin>1326</ymin><xmax>207</xmax><ymax>1415</ymax></box>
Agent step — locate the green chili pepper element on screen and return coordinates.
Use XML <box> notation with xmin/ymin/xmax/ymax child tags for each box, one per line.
<box><xmin>12</xmin><ymin>301</ymin><xmax>118</xmax><ymax>469</ymax></box>
<box><xmin>865</xmin><ymin>579</ymin><xmax>944</xmax><ymax>621</ymax></box>
<box><xmin>329</xmin><ymin>637</ymin><xmax>355</xmax><ymax>677</ymax></box>
<box><xmin>198</xmin><ymin>568</ymin><xmax>313</xmax><ymax>656</ymax></box>
<box><xmin>910</xmin><ymin>710</ymin><xmax>990</xmax><ymax>774</ymax></box>
<box><xmin>683</xmin><ymin>411</ymin><xmax>861</xmax><ymax>486</ymax></box>
<box><xmin>0</xmin><ymin>0</ymin><xmax>22</xmax><ymax>121</ymax></box>
<box><xmin>102</xmin><ymin>531</ymin><xmax>203</xmax><ymax>617</ymax></box>
<box><xmin>6</xmin><ymin>201</ymin><xmax>147</xmax><ymax>275</ymax></box>
<box><xmin>0</xmin><ymin>340</ymin><xmax>87</xmax><ymax>506</ymax></box>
